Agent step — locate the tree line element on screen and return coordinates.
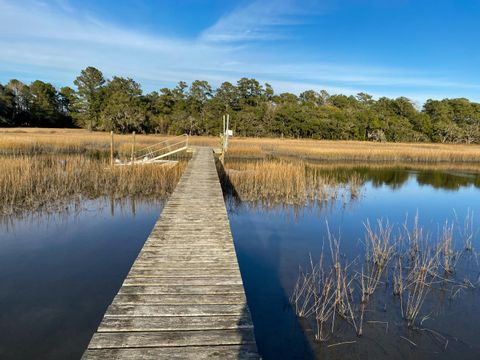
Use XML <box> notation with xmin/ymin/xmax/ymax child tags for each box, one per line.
<box><xmin>1</xmin><ymin>66</ymin><xmax>480</xmax><ymax>143</ymax></box>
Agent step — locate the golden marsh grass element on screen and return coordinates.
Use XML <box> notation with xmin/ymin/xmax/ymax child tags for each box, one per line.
<box><xmin>226</xmin><ymin>137</ymin><xmax>480</xmax><ymax>163</ymax></box>
<box><xmin>219</xmin><ymin>159</ymin><xmax>364</xmax><ymax>207</ymax></box>
<box><xmin>0</xmin><ymin>154</ymin><xmax>186</xmax><ymax>215</ymax></box>
<box><xmin>2</xmin><ymin>128</ymin><xmax>480</xmax><ymax>213</ymax></box>
<box><xmin>3</xmin><ymin>128</ymin><xmax>480</xmax><ymax>163</ymax></box>
<box><xmin>0</xmin><ymin>128</ymin><xmax>218</xmax><ymax>156</ymax></box>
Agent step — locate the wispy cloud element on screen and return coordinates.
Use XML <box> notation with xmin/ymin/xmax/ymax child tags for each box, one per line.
<box><xmin>0</xmin><ymin>0</ymin><xmax>478</xmax><ymax>102</ymax></box>
<box><xmin>200</xmin><ymin>0</ymin><xmax>295</xmax><ymax>42</ymax></box>
<box><xmin>200</xmin><ymin>0</ymin><xmax>324</xmax><ymax>43</ymax></box>
<box><xmin>0</xmin><ymin>0</ymin><xmax>232</xmax><ymax>82</ymax></box>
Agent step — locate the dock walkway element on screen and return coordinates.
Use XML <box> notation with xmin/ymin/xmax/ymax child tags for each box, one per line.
<box><xmin>82</xmin><ymin>147</ymin><xmax>259</xmax><ymax>359</ymax></box>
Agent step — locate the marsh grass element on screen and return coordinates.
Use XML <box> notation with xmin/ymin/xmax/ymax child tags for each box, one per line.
<box><xmin>0</xmin><ymin>128</ymin><xmax>216</xmax><ymax>156</ymax></box>
<box><xmin>455</xmin><ymin>209</ymin><xmax>477</xmax><ymax>252</ymax></box>
<box><xmin>291</xmin><ymin>229</ymin><xmax>362</xmax><ymax>341</ymax></box>
<box><xmin>4</xmin><ymin>128</ymin><xmax>480</xmax><ymax>163</ymax></box>
<box><xmin>220</xmin><ymin>158</ymin><xmax>480</xmax><ymax>212</ymax></box>
<box><xmin>361</xmin><ymin>220</ymin><xmax>396</xmax><ymax>303</ymax></box>
<box><xmin>403</xmin><ymin>247</ymin><xmax>439</xmax><ymax>327</ymax></box>
<box><xmin>219</xmin><ymin>159</ymin><xmax>364</xmax><ymax>208</ymax></box>
<box><xmin>291</xmin><ymin>214</ymin><xmax>480</xmax><ymax>347</ymax></box>
<box><xmin>226</xmin><ymin>137</ymin><xmax>480</xmax><ymax>163</ymax></box>
<box><xmin>0</xmin><ymin>154</ymin><xmax>186</xmax><ymax>215</ymax></box>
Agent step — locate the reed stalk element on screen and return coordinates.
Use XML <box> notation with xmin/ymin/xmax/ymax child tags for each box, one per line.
<box><xmin>0</xmin><ymin>154</ymin><xmax>186</xmax><ymax>215</ymax></box>
<box><xmin>291</xmin><ymin>212</ymin><xmax>479</xmax><ymax>343</ymax></box>
<box><xmin>361</xmin><ymin>219</ymin><xmax>395</xmax><ymax>303</ymax></box>
<box><xmin>221</xmin><ymin>159</ymin><xmax>363</xmax><ymax>207</ymax></box>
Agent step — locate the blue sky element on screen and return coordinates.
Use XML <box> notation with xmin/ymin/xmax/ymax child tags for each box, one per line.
<box><xmin>1</xmin><ymin>0</ymin><xmax>479</xmax><ymax>104</ymax></box>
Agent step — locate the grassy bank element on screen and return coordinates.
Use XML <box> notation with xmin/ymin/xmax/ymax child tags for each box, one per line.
<box><xmin>226</xmin><ymin>137</ymin><xmax>480</xmax><ymax>163</ymax></box>
<box><xmin>0</xmin><ymin>128</ymin><xmax>218</xmax><ymax>156</ymax></box>
<box><xmin>2</xmin><ymin>128</ymin><xmax>480</xmax><ymax>213</ymax></box>
<box><xmin>2</xmin><ymin>128</ymin><xmax>480</xmax><ymax>163</ymax></box>
<box><xmin>0</xmin><ymin>154</ymin><xmax>186</xmax><ymax>215</ymax></box>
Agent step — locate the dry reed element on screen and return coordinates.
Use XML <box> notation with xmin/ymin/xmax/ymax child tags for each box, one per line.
<box><xmin>3</xmin><ymin>128</ymin><xmax>480</xmax><ymax>163</ymax></box>
<box><xmin>291</xmin><ymin>212</ymin><xmax>480</xmax><ymax>346</ymax></box>
<box><xmin>226</xmin><ymin>137</ymin><xmax>480</xmax><ymax>163</ymax></box>
<box><xmin>0</xmin><ymin>154</ymin><xmax>186</xmax><ymax>215</ymax></box>
<box><xmin>291</xmin><ymin>225</ymin><xmax>365</xmax><ymax>341</ymax></box>
<box><xmin>439</xmin><ymin>221</ymin><xmax>456</xmax><ymax>274</ymax></box>
<box><xmin>220</xmin><ymin>159</ymin><xmax>363</xmax><ymax>207</ymax></box>
<box><xmin>361</xmin><ymin>220</ymin><xmax>395</xmax><ymax>303</ymax></box>
<box><xmin>455</xmin><ymin>209</ymin><xmax>476</xmax><ymax>252</ymax></box>
<box><xmin>402</xmin><ymin>246</ymin><xmax>439</xmax><ymax>327</ymax></box>
<box><xmin>0</xmin><ymin>128</ymin><xmax>217</xmax><ymax>156</ymax></box>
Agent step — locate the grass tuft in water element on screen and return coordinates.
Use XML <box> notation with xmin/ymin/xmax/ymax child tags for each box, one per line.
<box><xmin>291</xmin><ymin>214</ymin><xmax>480</xmax><ymax>346</ymax></box>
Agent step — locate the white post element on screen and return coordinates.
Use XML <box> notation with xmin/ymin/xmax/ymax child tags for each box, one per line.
<box><xmin>223</xmin><ymin>115</ymin><xmax>226</xmax><ymax>152</ymax></box>
<box><xmin>110</xmin><ymin>131</ymin><xmax>114</xmax><ymax>167</ymax></box>
<box><xmin>225</xmin><ymin>114</ymin><xmax>230</xmax><ymax>151</ymax></box>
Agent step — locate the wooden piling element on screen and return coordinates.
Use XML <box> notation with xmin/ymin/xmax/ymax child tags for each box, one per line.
<box><xmin>131</xmin><ymin>131</ymin><xmax>136</xmax><ymax>164</ymax></box>
<box><xmin>110</xmin><ymin>131</ymin><xmax>114</xmax><ymax>167</ymax></box>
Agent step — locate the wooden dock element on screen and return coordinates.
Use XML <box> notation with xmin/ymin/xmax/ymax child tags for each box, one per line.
<box><xmin>82</xmin><ymin>147</ymin><xmax>259</xmax><ymax>359</ymax></box>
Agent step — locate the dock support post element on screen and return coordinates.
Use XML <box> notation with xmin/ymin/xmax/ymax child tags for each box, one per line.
<box><xmin>131</xmin><ymin>131</ymin><xmax>136</xmax><ymax>164</ymax></box>
<box><xmin>225</xmin><ymin>114</ymin><xmax>230</xmax><ymax>151</ymax></box>
<box><xmin>110</xmin><ymin>131</ymin><xmax>114</xmax><ymax>167</ymax></box>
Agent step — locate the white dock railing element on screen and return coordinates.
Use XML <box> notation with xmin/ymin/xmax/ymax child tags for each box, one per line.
<box><xmin>131</xmin><ymin>134</ymin><xmax>189</xmax><ymax>164</ymax></box>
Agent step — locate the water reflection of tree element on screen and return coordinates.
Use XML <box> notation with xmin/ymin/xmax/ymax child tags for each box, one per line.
<box><xmin>321</xmin><ymin>166</ymin><xmax>480</xmax><ymax>191</ymax></box>
<box><xmin>365</xmin><ymin>169</ymin><xmax>410</xmax><ymax>189</ymax></box>
<box><xmin>416</xmin><ymin>170</ymin><xmax>480</xmax><ymax>190</ymax></box>
<box><xmin>219</xmin><ymin>159</ymin><xmax>480</xmax><ymax>220</ymax></box>
<box><xmin>317</xmin><ymin>167</ymin><xmax>410</xmax><ymax>189</ymax></box>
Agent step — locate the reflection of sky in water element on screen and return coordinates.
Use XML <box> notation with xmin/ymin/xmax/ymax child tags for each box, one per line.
<box><xmin>229</xmin><ymin>170</ymin><xmax>480</xmax><ymax>359</ymax></box>
<box><xmin>0</xmin><ymin>199</ymin><xmax>161</xmax><ymax>360</ymax></box>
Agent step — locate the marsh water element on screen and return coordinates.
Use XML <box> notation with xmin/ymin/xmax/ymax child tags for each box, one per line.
<box><xmin>227</xmin><ymin>164</ymin><xmax>480</xmax><ymax>359</ymax></box>
<box><xmin>0</xmin><ymin>164</ymin><xmax>480</xmax><ymax>359</ymax></box>
<box><xmin>0</xmin><ymin>199</ymin><xmax>163</xmax><ymax>359</ymax></box>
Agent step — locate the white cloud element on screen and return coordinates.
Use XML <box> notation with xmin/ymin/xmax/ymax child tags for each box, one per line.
<box><xmin>200</xmin><ymin>0</ymin><xmax>295</xmax><ymax>42</ymax></box>
<box><xmin>1</xmin><ymin>0</ymin><xmax>479</xmax><ymax>103</ymax></box>
<box><xmin>200</xmin><ymin>0</ymin><xmax>325</xmax><ymax>43</ymax></box>
<box><xmin>0</xmin><ymin>0</ymin><xmax>233</xmax><ymax>83</ymax></box>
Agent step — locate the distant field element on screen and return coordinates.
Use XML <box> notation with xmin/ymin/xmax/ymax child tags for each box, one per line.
<box><xmin>2</xmin><ymin>127</ymin><xmax>480</xmax><ymax>163</ymax></box>
<box><xmin>0</xmin><ymin>128</ymin><xmax>217</xmax><ymax>156</ymax></box>
<box><xmin>227</xmin><ymin>137</ymin><xmax>480</xmax><ymax>163</ymax></box>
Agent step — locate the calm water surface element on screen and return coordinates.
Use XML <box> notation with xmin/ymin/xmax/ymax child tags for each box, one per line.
<box><xmin>0</xmin><ymin>199</ymin><xmax>162</xmax><ymax>360</ymax></box>
<box><xmin>227</xmin><ymin>167</ymin><xmax>480</xmax><ymax>359</ymax></box>
<box><xmin>1</xmin><ymin>167</ymin><xmax>480</xmax><ymax>359</ymax></box>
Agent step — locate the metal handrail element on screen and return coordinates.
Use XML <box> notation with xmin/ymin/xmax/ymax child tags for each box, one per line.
<box><xmin>137</xmin><ymin>139</ymin><xmax>187</xmax><ymax>158</ymax></box>
<box><xmin>134</xmin><ymin>139</ymin><xmax>187</xmax><ymax>161</ymax></box>
<box><xmin>132</xmin><ymin>134</ymin><xmax>189</xmax><ymax>163</ymax></box>
<box><xmin>135</xmin><ymin>134</ymin><xmax>187</xmax><ymax>155</ymax></box>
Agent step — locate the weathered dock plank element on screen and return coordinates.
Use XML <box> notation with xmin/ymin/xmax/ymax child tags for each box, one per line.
<box><xmin>88</xmin><ymin>329</ymin><xmax>256</xmax><ymax>349</ymax></box>
<box><xmin>112</xmin><ymin>293</ymin><xmax>246</xmax><ymax>305</ymax></box>
<box><xmin>127</xmin><ymin>268</ymin><xmax>241</xmax><ymax>277</ymax></box>
<box><xmin>83</xmin><ymin>345</ymin><xmax>259</xmax><ymax>360</ymax></box>
<box><xmin>82</xmin><ymin>148</ymin><xmax>259</xmax><ymax>359</ymax></box>
<box><xmin>98</xmin><ymin>315</ymin><xmax>253</xmax><ymax>332</ymax></box>
<box><xmin>104</xmin><ymin>304</ymin><xmax>247</xmax><ymax>317</ymax></box>
<box><xmin>118</xmin><ymin>284</ymin><xmax>247</xmax><ymax>295</ymax></box>
<box><xmin>123</xmin><ymin>277</ymin><xmax>244</xmax><ymax>286</ymax></box>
